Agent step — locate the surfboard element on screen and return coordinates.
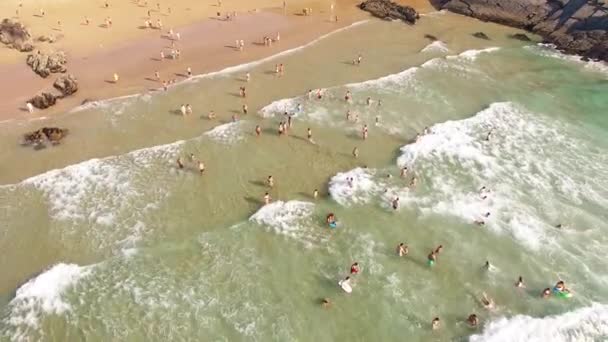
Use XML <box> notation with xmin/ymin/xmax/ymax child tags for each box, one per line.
<box><xmin>338</xmin><ymin>280</ymin><xmax>352</xmax><ymax>293</ymax></box>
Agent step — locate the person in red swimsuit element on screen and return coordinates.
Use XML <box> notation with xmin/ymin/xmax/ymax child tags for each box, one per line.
<box><xmin>350</xmin><ymin>262</ymin><xmax>360</xmax><ymax>275</ymax></box>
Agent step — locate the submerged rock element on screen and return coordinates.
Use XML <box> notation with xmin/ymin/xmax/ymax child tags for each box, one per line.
<box><xmin>510</xmin><ymin>33</ymin><xmax>532</xmax><ymax>41</ymax></box>
<box><xmin>29</xmin><ymin>92</ymin><xmax>57</xmax><ymax>109</ymax></box>
<box><xmin>438</xmin><ymin>0</ymin><xmax>608</xmax><ymax>62</ymax></box>
<box><xmin>23</xmin><ymin>127</ymin><xmax>69</xmax><ymax>147</ymax></box>
<box><xmin>472</xmin><ymin>32</ymin><xmax>490</xmax><ymax>40</ymax></box>
<box><xmin>26</xmin><ymin>50</ymin><xmax>67</xmax><ymax>78</ymax></box>
<box><xmin>424</xmin><ymin>34</ymin><xmax>439</xmax><ymax>41</ymax></box>
<box><xmin>0</xmin><ymin>18</ymin><xmax>34</xmax><ymax>52</ymax></box>
<box><xmin>359</xmin><ymin>0</ymin><xmax>419</xmax><ymax>24</ymax></box>
<box><xmin>53</xmin><ymin>74</ymin><xmax>78</xmax><ymax>97</ymax></box>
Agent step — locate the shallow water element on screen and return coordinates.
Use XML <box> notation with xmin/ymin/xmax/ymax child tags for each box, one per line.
<box><xmin>1</xmin><ymin>12</ymin><xmax>608</xmax><ymax>341</ymax></box>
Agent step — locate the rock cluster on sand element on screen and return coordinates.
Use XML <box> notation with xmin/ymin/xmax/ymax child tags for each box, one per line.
<box><xmin>359</xmin><ymin>0</ymin><xmax>419</xmax><ymax>24</ymax></box>
<box><xmin>0</xmin><ymin>18</ymin><xmax>34</xmax><ymax>52</ymax></box>
<box><xmin>29</xmin><ymin>74</ymin><xmax>78</xmax><ymax>109</ymax></box>
<box><xmin>23</xmin><ymin>127</ymin><xmax>69</xmax><ymax>147</ymax></box>
<box><xmin>436</xmin><ymin>0</ymin><xmax>608</xmax><ymax>62</ymax></box>
<box><xmin>26</xmin><ymin>51</ymin><xmax>68</xmax><ymax>78</ymax></box>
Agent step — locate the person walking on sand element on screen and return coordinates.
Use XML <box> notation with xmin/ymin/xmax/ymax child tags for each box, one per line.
<box><xmin>357</xmin><ymin>54</ymin><xmax>363</xmax><ymax>65</ymax></box>
<box><xmin>352</xmin><ymin>147</ymin><xmax>359</xmax><ymax>158</ymax></box>
<box><xmin>198</xmin><ymin>161</ymin><xmax>205</xmax><ymax>174</ymax></box>
<box><xmin>113</xmin><ymin>73</ymin><xmax>119</xmax><ymax>83</ymax></box>
<box><xmin>26</xmin><ymin>102</ymin><xmax>34</xmax><ymax>113</ymax></box>
<box><xmin>208</xmin><ymin>110</ymin><xmax>216</xmax><ymax>119</ymax></box>
<box><xmin>307</xmin><ymin>128</ymin><xmax>313</xmax><ymax>143</ymax></box>
<box><xmin>264</xmin><ymin>192</ymin><xmax>271</xmax><ymax>204</ymax></box>
<box><xmin>246</xmin><ymin>72</ymin><xmax>251</xmax><ymax>82</ymax></box>
<box><xmin>160</xmin><ymin>50</ymin><xmax>165</xmax><ymax>60</ymax></box>
<box><xmin>397</xmin><ymin>243</ymin><xmax>408</xmax><ymax>256</ymax></box>
<box><xmin>154</xmin><ymin>71</ymin><xmax>160</xmax><ymax>80</ymax></box>
<box><xmin>187</xmin><ymin>67</ymin><xmax>192</xmax><ymax>77</ymax></box>
<box><xmin>242</xmin><ymin>104</ymin><xmax>248</xmax><ymax>114</ymax></box>
<box><xmin>185</xmin><ymin>104</ymin><xmax>192</xmax><ymax>115</ymax></box>
<box><xmin>180</xmin><ymin>104</ymin><xmax>186</xmax><ymax>116</ymax></box>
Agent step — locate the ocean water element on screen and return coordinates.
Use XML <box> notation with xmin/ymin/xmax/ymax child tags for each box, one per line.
<box><xmin>1</xmin><ymin>12</ymin><xmax>608</xmax><ymax>341</ymax></box>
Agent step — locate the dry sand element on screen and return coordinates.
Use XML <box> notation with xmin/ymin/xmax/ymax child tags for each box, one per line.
<box><xmin>0</xmin><ymin>0</ymin><xmax>436</xmax><ymax>121</ymax></box>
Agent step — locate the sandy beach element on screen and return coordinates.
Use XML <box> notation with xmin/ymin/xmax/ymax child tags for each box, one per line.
<box><xmin>0</xmin><ymin>0</ymin><xmax>435</xmax><ymax>121</ymax></box>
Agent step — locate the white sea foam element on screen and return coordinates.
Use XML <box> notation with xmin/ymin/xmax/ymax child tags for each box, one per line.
<box><xmin>470</xmin><ymin>304</ymin><xmax>608</xmax><ymax>342</ymax></box>
<box><xmin>328</xmin><ymin>168</ymin><xmax>381</xmax><ymax>206</ymax></box>
<box><xmin>395</xmin><ymin>102</ymin><xmax>608</xmax><ymax>250</ymax></box>
<box><xmin>6</xmin><ymin>263</ymin><xmax>92</xmax><ymax>334</ymax></box>
<box><xmin>454</xmin><ymin>47</ymin><xmax>501</xmax><ymax>60</ymax></box>
<box><xmin>204</xmin><ymin>121</ymin><xmax>245</xmax><ymax>144</ymax></box>
<box><xmin>249</xmin><ymin>200</ymin><xmax>325</xmax><ymax>247</ymax></box>
<box><xmin>421</xmin><ymin>40</ymin><xmax>449</xmax><ymax>53</ymax></box>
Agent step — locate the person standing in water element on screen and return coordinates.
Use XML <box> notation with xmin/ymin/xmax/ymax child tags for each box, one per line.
<box><xmin>307</xmin><ymin>128</ymin><xmax>313</xmax><ymax>143</ymax></box>
<box><xmin>264</xmin><ymin>192</ymin><xmax>271</xmax><ymax>204</ymax></box>
<box><xmin>198</xmin><ymin>161</ymin><xmax>205</xmax><ymax>175</ymax></box>
<box><xmin>352</xmin><ymin>147</ymin><xmax>359</xmax><ymax>159</ymax></box>
<box><xmin>392</xmin><ymin>197</ymin><xmax>399</xmax><ymax>210</ymax></box>
<box><xmin>397</xmin><ymin>243</ymin><xmax>408</xmax><ymax>256</ymax></box>
<box><xmin>255</xmin><ymin>125</ymin><xmax>261</xmax><ymax>136</ymax></box>
<box><xmin>428</xmin><ymin>250</ymin><xmax>437</xmax><ymax>266</ymax></box>
<box><xmin>176</xmin><ymin>157</ymin><xmax>184</xmax><ymax>169</ymax></box>
<box><xmin>242</xmin><ymin>104</ymin><xmax>248</xmax><ymax>114</ymax></box>
<box><xmin>267</xmin><ymin>175</ymin><xmax>274</xmax><ymax>188</ymax></box>
<box><xmin>350</xmin><ymin>262</ymin><xmax>360</xmax><ymax>275</ymax></box>
<box><xmin>515</xmin><ymin>276</ymin><xmax>525</xmax><ymax>288</ymax></box>
<box><xmin>313</xmin><ymin>189</ymin><xmax>319</xmax><ymax>200</ymax></box>
<box><xmin>435</xmin><ymin>245</ymin><xmax>443</xmax><ymax>254</ymax></box>
<box><xmin>467</xmin><ymin>314</ymin><xmax>479</xmax><ymax>328</ymax></box>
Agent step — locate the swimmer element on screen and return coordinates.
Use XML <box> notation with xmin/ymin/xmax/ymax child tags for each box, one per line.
<box><xmin>392</xmin><ymin>197</ymin><xmax>399</xmax><ymax>210</ymax></box>
<box><xmin>198</xmin><ymin>161</ymin><xmax>205</xmax><ymax>174</ymax></box>
<box><xmin>542</xmin><ymin>287</ymin><xmax>551</xmax><ymax>298</ymax></box>
<box><xmin>474</xmin><ymin>219</ymin><xmax>485</xmax><ymax>226</ymax></box>
<box><xmin>485</xmin><ymin>129</ymin><xmax>493</xmax><ymax>141</ymax></box>
<box><xmin>481</xmin><ymin>292</ymin><xmax>495</xmax><ymax>310</ymax></box>
<box><xmin>321</xmin><ymin>298</ymin><xmax>331</xmax><ymax>308</ymax></box>
<box><xmin>400</xmin><ymin>167</ymin><xmax>408</xmax><ymax>178</ymax></box>
<box><xmin>264</xmin><ymin>192</ymin><xmax>271</xmax><ymax>204</ymax></box>
<box><xmin>326</xmin><ymin>213</ymin><xmax>336</xmax><ymax>225</ymax></box>
<box><xmin>352</xmin><ymin>147</ymin><xmax>359</xmax><ymax>159</ymax></box>
<box><xmin>434</xmin><ymin>245</ymin><xmax>443</xmax><ymax>254</ymax></box>
<box><xmin>515</xmin><ymin>276</ymin><xmax>525</xmax><ymax>288</ymax></box>
<box><xmin>482</xmin><ymin>212</ymin><xmax>491</xmax><ymax>218</ymax></box>
<box><xmin>176</xmin><ymin>157</ymin><xmax>184</xmax><ymax>169</ymax></box>
<box><xmin>313</xmin><ymin>189</ymin><xmax>319</xmax><ymax>199</ymax></box>
<box><xmin>467</xmin><ymin>314</ymin><xmax>479</xmax><ymax>328</ymax></box>
<box><xmin>428</xmin><ymin>250</ymin><xmax>437</xmax><ymax>265</ymax></box>
<box><xmin>432</xmin><ymin>317</ymin><xmax>440</xmax><ymax>330</ymax></box>
<box><xmin>554</xmin><ymin>280</ymin><xmax>569</xmax><ymax>293</ymax></box>
<box><xmin>397</xmin><ymin>243</ymin><xmax>408</xmax><ymax>257</ymax></box>
<box><xmin>267</xmin><ymin>175</ymin><xmax>274</xmax><ymax>187</ymax></box>
<box><xmin>255</xmin><ymin>125</ymin><xmax>261</xmax><ymax>136</ymax></box>
<box><xmin>350</xmin><ymin>262</ymin><xmax>360</xmax><ymax>275</ymax></box>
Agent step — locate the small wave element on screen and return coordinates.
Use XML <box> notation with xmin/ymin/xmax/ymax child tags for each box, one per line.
<box><xmin>421</xmin><ymin>40</ymin><xmax>449</xmax><ymax>53</ymax></box>
<box><xmin>526</xmin><ymin>44</ymin><xmax>608</xmax><ymax>78</ymax></box>
<box><xmin>328</xmin><ymin>168</ymin><xmax>382</xmax><ymax>206</ymax></box>
<box><xmin>204</xmin><ymin>121</ymin><xmax>246</xmax><ymax>144</ymax></box>
<box><xmin>470</xmin><ymin>303</ymin><xmax>608</xmax><ymax>342</ymax></box>
<box><xmin>5</xmin><ymin>263</ymin><xmax>92</xmax><ymax>338</ymax></box>
<box><xmin>249</xmin><ymin>200</ymin><xmax>326</xmax><ymax>247</ymax></box>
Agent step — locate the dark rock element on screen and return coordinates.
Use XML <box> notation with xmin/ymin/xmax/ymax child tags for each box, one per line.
<box><xmin>438</xmin><ymin>0</ymin><xmax>608</xmax><ymax>63</ymax></box>
<box><xmin>26</xmin><ymin>51</ymin><xmax>67</xmax><ymax>78</ymax></box>
<box><xmin>0</xmin><ymin>18</ymin><xmax>34</xmax><ymax>52</ymax></box>
<box><xmin>359</xmin><ymin>0</ymin><xmax>419</xmax><ymax>24</ymax></box>
<box><xmin>424</xmin><ymin>34</ymin><xmax>439</xmax><ymax>41</ymax></box>
<box><xmin>29</xmin><ymin>92</ymin><xmax>57</xmax><ymax>109</ymax></box>
<box><xmin>53</xmin><ymin>74</ymin><xmax>78</xmax><ymax>97</ymax></box>
<box><xmin>23</xmin><ymin>127</ymin><xmax>69</xmax><ymax>146</ymax></box>
<box><xmin>510</xmin><ymin>33</ymin><xmax>532</xmax><ymax>41</ymax></box>
<box><xmin>473</xmin><ymin>32</ymin><xmax>490</xmax><ymax>40</ymax></box>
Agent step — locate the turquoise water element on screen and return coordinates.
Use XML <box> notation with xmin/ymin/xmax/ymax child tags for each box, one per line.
<box><xmin>1</xmin><ymin>15</ymin><xmax>608</xmax><ymax>341</ymax></box>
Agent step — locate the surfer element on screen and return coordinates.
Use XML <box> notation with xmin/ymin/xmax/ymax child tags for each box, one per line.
<box><xmin>397</xmin><ymin>243</ymin><xmax>408</xmax><ymax>257</ymax></box>
<box><xmin>432</xmin><ymin>317</ymin><xmax>440</xmax><ymax>330</ymax></box>
<box><xmin>467</xmin><ymin>314</ymin><xmax>479</xmax><ymax>328</ymax></box>
<box><xmin>350</xmin><ymin>262</ymin><xmax>360</xmax><ymax>275</ymax></box>
<box><xmin>542</xmin><ymin>288</ymin><xmax>552</xmax><ymax>298</ymax></box>
<box><xmin>428</xmin><ymin>250</ymin><xmax>437</xmax><ymax>266</ymax></box>
<box><xmin>515</xmin><ymin>276</ymin><xmax>525</xmax><ymax>288</ymax></box>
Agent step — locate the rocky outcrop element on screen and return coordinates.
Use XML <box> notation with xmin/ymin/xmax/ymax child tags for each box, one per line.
<box><xmin>29</xmin><ymin>92</ymin><xmax>57</xmax><ymax>109</ymax></box>
<box><xmin>510</xmin><ymin>33</ymin><xmax>532</xmax><ymax>41</ymax></box>
<box><xmin>53</xmin><ymin>74</ymin><xmax>78</xmax><ymax>97</ymax></box>
<box><xmin>26</xmin><ymin>51</ymin><xmax>67</xmax><ymax>78</ymax></box>
<box><xmin>23</xmin><ymin>127</ymin><xmax>69</xmax><ymax>147</ymax></box>
<box><xmin>0</xmin><ymin>18</ymin><xmax>34</xmax><ymax>52</ymax></box>
<box><xmin>473</xmin><ymin>32</ymin><xmax>490</xmax><ymax>40</ymax></box>
<box><xmin>359</xmin><ymin>0</ymin><xmax>419</xmax><ymax>24</ymax></box>
<box><xmin>436</xmin><ymin>0</ymin><xmax>608</xmax><ymax>62</ymax></box>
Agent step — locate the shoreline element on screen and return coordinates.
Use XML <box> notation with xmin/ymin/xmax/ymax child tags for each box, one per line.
<box><xmin>0</xmin><ymin>6</ymin><xmax>367</xmax><ymax>121</ymax></box>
